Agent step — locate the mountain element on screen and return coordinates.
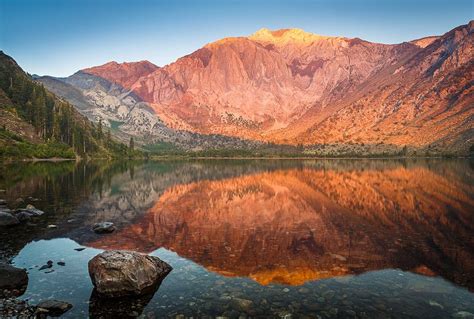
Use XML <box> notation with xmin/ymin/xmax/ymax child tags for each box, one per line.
<box><xmin>34</xmin><ymin>66</ymin><xmax>264</xmax><ymax>151</ymax></box>
<box><xmin>283</xmin><ymin>22</ymin><xmax>474</xmax><ymax>153</ymax></box>
<box><xmin>0</xmin><ymin>51</ymin><xmax>132</xmax><ymax>159</ymax></box>
<box><xmin>38</xmin><ymin>22</ymin><xmax>474</xmax><ymax>155</ymax></box>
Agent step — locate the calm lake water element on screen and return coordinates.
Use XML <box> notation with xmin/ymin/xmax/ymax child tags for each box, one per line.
<box><xmin>0</xmin><ymin>159</ymin><xmax>473</xmax><ymax>318</ymax></box>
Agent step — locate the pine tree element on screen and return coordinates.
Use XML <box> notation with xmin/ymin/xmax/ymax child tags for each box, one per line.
<box><xmin>0</xmin><ymin>51</ymin><xmax>135</xmax><ymax>158</ymax></box>
<box><xmin>129</xmin><ymin>137</ymin><xmax>134</xmax><ymax>152</ymax></box>
<box><xmin>97</xmin><ymin>119</ymin><xmax>103</xmax><ymax>140</ymax></box>
<box><xmin>106</xmin><ymin>130</ymin><xmax>111</xmax><ymax>145</ymax></box>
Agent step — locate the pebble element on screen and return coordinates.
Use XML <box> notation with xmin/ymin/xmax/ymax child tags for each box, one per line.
<box><xmin>428</xmin><ymin>300</ymin><xmax>444</xmax><ymax>309</ymax></box>
<box><xmin>232</xmin><ymin>298</ymin><xmax>253</xmax><ymax>311</ymax></box>
<box><xmin>345</xmin><ymin>310</ymin><xmax>356</xmax><ymax>316</ymax></box>
<box><xmin>330</xmin><ymin>253</ymin><xmax>347</xmax><ymax>261</ymax></box>
<box><xmin>0</xmin><ymin>297</ymin><xmax>35</xmax><ymax>317</ymax></box>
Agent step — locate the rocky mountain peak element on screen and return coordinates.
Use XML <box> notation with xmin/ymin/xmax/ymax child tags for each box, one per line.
<box><xmin>249</xmin><ymin>27</ymin><xmax>343</xmax><ymax>45</ymax></box>
<box><xmin>82</xmin><ymin>60</ymin><xmax>158</xmax><ymax>88</ymax></box>
<box><xmin>37</xmin><ymin>22</ymin><xmax>473</xmax><ymax>155</ymax></box>
<box><xmin>410</xmin><ymin>36</ymin><xmax>440</xmax><ymax>48</ymax></box>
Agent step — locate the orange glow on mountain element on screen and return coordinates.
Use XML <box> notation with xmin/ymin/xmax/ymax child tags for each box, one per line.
<box><xmin>87</xmin><ymin>165</ymin><xmax>474</xmax><ymax>286</ymax></box>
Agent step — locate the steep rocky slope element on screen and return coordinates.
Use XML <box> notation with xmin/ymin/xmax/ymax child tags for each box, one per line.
<box><xmin>35</xmin><ymin>71</ymin><xmax>261</xmax><ymax>149</ymax></box>
<box><xmin>279</xmin><ymin>22</ymin><xmax>474</xmax><ymax>153</ymax></box>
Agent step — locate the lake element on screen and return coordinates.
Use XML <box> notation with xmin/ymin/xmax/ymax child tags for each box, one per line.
<box><xmin>0</xmin><ymin>159</ymin><xmax>473</xmax><ymax>318</ymax></box>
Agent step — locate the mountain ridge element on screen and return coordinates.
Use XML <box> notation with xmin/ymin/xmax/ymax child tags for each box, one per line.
<box><xmin>38</xmin><ymin>22</ymin><xmax>474</xmax><ymax>155</ymax></box>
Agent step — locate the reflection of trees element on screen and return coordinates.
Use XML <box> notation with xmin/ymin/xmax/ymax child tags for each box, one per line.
<box><xmin>0</xmin><ymin>160</ymin><xmax>132</xmax><ymax>261</ymax></box>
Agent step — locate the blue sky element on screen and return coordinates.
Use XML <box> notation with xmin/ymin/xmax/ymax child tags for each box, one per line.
<box><xmin>0</xmin><ymin>0</ymin><xmax>472</xmax><ymax>76</ymax></box>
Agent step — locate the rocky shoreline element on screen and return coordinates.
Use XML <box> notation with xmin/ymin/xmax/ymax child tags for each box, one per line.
<box><xmin>0</xmin><ymin>197</ymin><xmax>173</xmax><ymax>318</ymax></box>
<box><xmin>1</xmin><ymin>250</ymin><xmax>172</xmax><ymax>318</ymax></box>
<box><xmin>0</xmin><ymin>198</ymin><xmax>45</xmax><ymax>227</ymax></box>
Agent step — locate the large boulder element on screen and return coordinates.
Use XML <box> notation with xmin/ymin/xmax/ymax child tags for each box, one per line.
<box><xmin>88</xmin><ymin>250</ymin><xmax>172</xmax><ymax>298</ymax></box>
<box><xmin>0</xmin><ymin>211</ymin><xmax>20</xmax><ymax>227</ymax></box>
<box><xmin>0</xmin><ymin>263</ymin><xmax>28</xmax><ymax>297</ymax></box>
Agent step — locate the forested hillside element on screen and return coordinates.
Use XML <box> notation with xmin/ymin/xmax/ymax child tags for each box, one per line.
<box><xmin>0</xmin><ymin>51</ymin><xmax>136</xmax><ymax>159</ymax></box>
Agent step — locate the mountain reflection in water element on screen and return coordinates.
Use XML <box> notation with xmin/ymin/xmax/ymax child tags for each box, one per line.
<box><xmin>78</xmin><ymin>160</ymin><xmax>474</xmax><ymax>289</ymax></box>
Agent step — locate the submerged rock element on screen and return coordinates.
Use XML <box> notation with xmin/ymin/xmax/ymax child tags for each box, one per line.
<box><xmin>88</xmin><ymin>250</ymin><xmax>172</xmax><ymax>297</ymax></box>
<box><xmin>38</xmin><ymin>261</ymin><xmax>53</xmax><ymax>271</ymax></box>
<box><xmin>36</xmin><ymin>300</ymin><xmax>72</xmax><ymax>316</ymax></box>
<box><xmin>0</xmin><ymin>211</ymin><xmax>20</xmax><ymax>227</ymax></box>
<box><xmin>0</xmin><ymin>263</ymin><xmax>28</xmax><ymax>297</ymax></box>
<box><xmin>92</xmin><ymin>222</ymin><xmax>116</xmax><ymax>234</ymax></box>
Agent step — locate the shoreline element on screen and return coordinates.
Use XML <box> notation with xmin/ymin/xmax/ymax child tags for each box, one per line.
<box><xmin>0</xmin><ymin>155</ymin><xmax>471</xmax><ymax>162</ymax></box>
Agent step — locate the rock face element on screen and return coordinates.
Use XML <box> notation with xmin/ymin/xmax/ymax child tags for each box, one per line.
<box><xmin>82</xmin><ymin>60</ymin><xmax>158</xmax><ymax>89</ymax></box>
<box><xmin>88</xmin><ymin>250</ymin><xmax>172</xmax><ymax>297</ymax></box>
<box><xmin>0</xmin><ymin>263</ymin><xmax>28</xmax><ymax>296</ymax></box>
<box><xmin>39</xmin><ymin>22</ymin><xmax>473</xmax><ymax>153</ymax></box>
<box><xmin>35</xmin><ymin>71</ymin><xmax>262</xmax><ymax>150</ymax></box>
